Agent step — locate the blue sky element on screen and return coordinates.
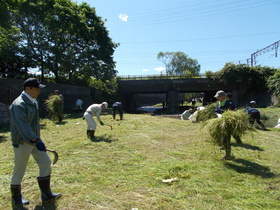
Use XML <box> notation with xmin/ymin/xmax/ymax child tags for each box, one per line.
<box><xmin>75</xmin><ymin>0</ymin><xmax>280</xmax><ymax>76</ymax></box>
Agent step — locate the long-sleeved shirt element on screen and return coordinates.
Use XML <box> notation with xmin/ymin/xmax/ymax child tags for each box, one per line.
<box><xmin>85</xmin><ymin>104</ymin><xmax>103</xmax><ymax>121</ymax></box>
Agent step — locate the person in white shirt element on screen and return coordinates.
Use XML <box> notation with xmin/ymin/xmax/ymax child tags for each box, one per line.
<box><xmin>83</xmin><ymin>102</ymin><xmax>108</xmax><ymax>139</ymax></box>
<box><xmin>74</xmin><ymin>99</ymin><xmax>83</xmax><ymax>113</ymax></box>
<box><xmin>181</xmin><ymin>108</ymin><xmax>193</xmax><ymax>120</ymax></box>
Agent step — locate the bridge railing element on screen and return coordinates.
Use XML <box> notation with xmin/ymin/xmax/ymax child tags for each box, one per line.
<box><xmin>116</xmin><ymin>74</ymin><xmax>206</xmax><ymax>80</ymax></box>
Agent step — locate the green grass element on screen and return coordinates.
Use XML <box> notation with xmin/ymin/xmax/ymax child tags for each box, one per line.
<box><xmin>0</xmin><ymin>108</ymin><xmax>280</xmax><ymax>209</ymax></box>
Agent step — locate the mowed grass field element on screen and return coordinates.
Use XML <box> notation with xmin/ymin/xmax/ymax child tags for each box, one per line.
<box><xmin>0</xmin><ymin>108</ymin><xmax>279</xmax><ymax>209</ymax></box>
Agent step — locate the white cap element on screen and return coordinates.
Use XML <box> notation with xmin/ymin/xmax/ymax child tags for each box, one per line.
<box><xmin>102</xmin><ymin>102</ymin><xmax>108</xmax><ymax>108</ymax></box>
<box><xmin>250</xmin><ymin>101</ymin><xmax>256</xmax><ymax>104</ymax></box>
<box><xmin>214</xmin><ymin>90</ymin><xmax>225</xmax><ymax>98</ymax></box>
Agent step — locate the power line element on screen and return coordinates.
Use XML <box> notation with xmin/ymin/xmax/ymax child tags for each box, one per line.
<box><xmin>245</xmin><ymin>40</ymin><xmax>280</xmax><ymax>66</ymax></box>
<box><xmin>119</xmin><ymin>31</ymin><xmax>280</xmax><ymax>44</ymax></box>
<box><xmin>116</xmin><ymin>0</ymin><xmax>280</xmax><ymax>28</ymax></box>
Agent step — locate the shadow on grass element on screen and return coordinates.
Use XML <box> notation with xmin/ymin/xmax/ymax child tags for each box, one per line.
<box><xmin>55</xmin><ymin>121</ymin><xmax>68</xmax><ymax>125</ymax></box>
<box><xmin>90</xmin><ymin>135</ymin><xmax>118</xmax><ymax>143</ymax></box>
<box><xmin>225</xmin><ymin>158</ymin><xmax>275</xmax><ymax>178</ymax></box>
<box><xmin>0</xmin><ymin>135</ymin><xmax>8</xmax><ymax>143</ymax></box>
<box><xmin>0</xmin><ymin>126</ymin><xmax>9</xmax><ymax>143</ymax></box>
<box><xmin>39</xmin><ymin>121</ymin><xmax>68</xmax><ymax>130</ymax></box>
<box><xmin>231</xmin><ymin>143</ymin><xmax>264</xmax><ymax>151</ymax></box>
<box><xmin>63</xmin><ymin>111</ymin><xmax>113</xmax><ymax>120</ymax></box>
<box><xmin>34</xmin><ymin>200</ymin><xmax>58</xmax><ymax>210</ymax></box>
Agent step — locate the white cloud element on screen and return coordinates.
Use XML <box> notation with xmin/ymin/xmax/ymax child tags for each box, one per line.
<box><xmin>119</xmin><ymin>14</ymin><xmax>128</xmax><ymax>22</ymax></box>
<box><xmin>155</xmin><ymin>67</ymin><xmax>165</xmax><ymax>72</ymax></box>
<box><xmin>143</xmin><ymin>69</ymin><xmax>150</xmax><ymax>72</ymax></box>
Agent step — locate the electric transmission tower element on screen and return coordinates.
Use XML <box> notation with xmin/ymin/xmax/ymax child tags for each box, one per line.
<box><xmin>246</xmin><ymin>40</ymin><xmax>279</xmax><ymax>66</ymax></box>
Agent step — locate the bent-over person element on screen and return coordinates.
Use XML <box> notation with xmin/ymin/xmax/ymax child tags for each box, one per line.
<box><xmin>83</xmin><ymin>102</ymin><xmax>108</xmax><ymax>139</ymax></box>
<box><xmin>112</xmin><ymin>102</ymin><xmax>123</xmax><ymax>120</ymax></box>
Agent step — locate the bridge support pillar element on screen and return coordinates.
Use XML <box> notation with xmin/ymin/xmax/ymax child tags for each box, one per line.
<box><xmin>121</xmin><ymin>93</ymin><xmax>135</xmax><ymax>113</ymax></box>
<box><xmin>167</xmin><ymin>90</ymin><xmax>179</xmax><ymax>113</ymax></box>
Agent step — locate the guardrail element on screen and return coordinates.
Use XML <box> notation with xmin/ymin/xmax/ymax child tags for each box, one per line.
<box><xmin>116</xmin><ymin>74</ymin><xmax>206</xmax><ymax>80</ymax></box>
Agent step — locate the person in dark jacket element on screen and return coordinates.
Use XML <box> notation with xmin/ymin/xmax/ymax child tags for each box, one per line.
<box><xmin>9</xmin><ymin>78</ymin><xmax>61</xmax><ymax>208</ymax></box>
<box><xmin>225</xmin><ymin>92</ymin><xmax>236</xmax><ymax>110</ymax></box>
<box><xmin>245</xmin><ymin>106</ymin><xmax>267</xmax><ymax>130</ymax></box>
<box><xmin>112</xmin><ymin>102</ymin><xmax>123</xmax><ymax>120</ymax></box>
<box><xmin>214</xmin><ymin>90</ymin><xmax>242</xmax><ymax>160</ymax></box>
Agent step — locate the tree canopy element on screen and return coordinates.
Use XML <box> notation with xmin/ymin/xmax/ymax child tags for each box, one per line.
<box><xmin>157</xmin><ymin>51</ymin><xmax>200</xmax><ymax>76</ymax></box>
<box><xmin>212</xmin><ymin>63</ymin><xmax>276</xmax><ymax>92</ymax></box>
<box><xmin>0</xmin><ymin>0</ymin><xmax>118</xmax><ymax>84</ymax></box>
<box><xmin>267</xmin><ymin>69</ymin><xmax>280</xmax><ymax>105</ymax></box>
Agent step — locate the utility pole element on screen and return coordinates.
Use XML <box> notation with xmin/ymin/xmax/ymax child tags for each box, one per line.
<box><xmin>250</xmin><ymin>40</ymin><xmax>279</xmax><ymax>66</ymax></box>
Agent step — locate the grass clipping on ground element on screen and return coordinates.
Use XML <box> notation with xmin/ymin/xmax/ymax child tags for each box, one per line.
<box><xmin>204</xmin><ymin>110</ymin><xmax>255</xmax><ymax>145</ymax></box>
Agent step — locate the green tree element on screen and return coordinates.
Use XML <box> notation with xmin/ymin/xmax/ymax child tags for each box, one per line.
<box><xmin>0</xmin><ymin>0</ymin><xmax>18</xmax><ymax>29</ymax></box>
<box><xmin>1</xmin><ymin>0</ymin><xmax>118</xmax><ymax>84</ymax></box>
<box><xmin>214</xmin><ymin>63</ymin><xmax>276</xmax><ymax>92</ymax></box>
<box><xmin>157</xmin><ymin>51</ymin><xmax>200</xmax><ymax>76</ymax></box>
<box><xmin>41</xmin><ymin>0</ymin><xmax>118</xmax><ymax>83</ymax></box>
<box><xmin>0</xmin><ymin>0</ymin><xmax>23</xmax><ymax>76</ymax></box>
<box><xmin>12</xmin><ymin>0</ymin><xmax>53</xmax><ymax>78</ymax></box>
<box><xmin>267</xmin><ymin>69</ymin><xmax>280</xmax><ymax>106</ymax></box>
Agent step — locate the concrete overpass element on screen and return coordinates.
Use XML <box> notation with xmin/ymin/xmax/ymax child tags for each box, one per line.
<box><xmin>117</xmin><ymin>77</ymin><xmax>241</xmax><ymax>113</ymax></box>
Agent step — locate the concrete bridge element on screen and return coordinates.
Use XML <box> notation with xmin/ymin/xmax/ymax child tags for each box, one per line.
<box><xmin>117</xmin><ymin>77</ymin><xmax>241</xmax><ymax>113</ymax></box>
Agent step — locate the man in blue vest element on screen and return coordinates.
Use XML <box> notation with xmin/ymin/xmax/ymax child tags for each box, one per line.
<box><xmin>112</xmin><ymin>102</ymin><xmax>123</xmax><ymax>120</ymax></box>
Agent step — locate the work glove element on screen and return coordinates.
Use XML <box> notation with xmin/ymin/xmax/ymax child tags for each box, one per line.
<box><xmin>33</xmin><ymin>138</ymin><xmax>46</xmax><ymax>152</ymax></box>
<box><xmin>100</xmin><ymin>121</ymin><xmax>104</xmax><ymax>125</ymax></box>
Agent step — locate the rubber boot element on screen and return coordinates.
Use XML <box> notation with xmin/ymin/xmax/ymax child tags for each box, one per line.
<box><xmin>11</xmin><ymin>184</ymin><xmax>29</xmax><ymax>208</ymax></box>
<box><xmin>37</xmin><ymin>176</ymin><xmax>62</xmax><ymax>202</ymax></box>
<box><xmin>90</xmin><ymin>130</ymin><xmax>95</xmax><ymax>140</ymax></box>
<box><xmin>87</xmin><ymin>130</ymin><xmax>91</xmax><ymax>138</ymax></box>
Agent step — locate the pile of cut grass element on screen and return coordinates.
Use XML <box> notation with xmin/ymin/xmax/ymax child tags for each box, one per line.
<box><xmin>204</xmin><ymin>110</ymin><xmax>255</xmax><ymax>145</ymax></box>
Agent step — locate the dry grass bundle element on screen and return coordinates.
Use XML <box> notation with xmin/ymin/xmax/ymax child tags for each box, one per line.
<box><xmin>204</xmin><ymin>110</ymin><xmax>255</xmax><ymax>144</ymax></box>
<box><xmin>44</xmin><ymin>95</ymin><xmax>63</xmax><ymax>122</ymax></box>
<box><xmin>196</xmin><ymin>103</ymin><xmax>217</xmax><ymax>122</ymax></box>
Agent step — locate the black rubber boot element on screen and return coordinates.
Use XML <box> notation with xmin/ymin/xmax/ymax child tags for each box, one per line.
<box><xmin>37</xmin><ymin>176</ymin><xmax>62</xmax><ymax>202</ymax></box>
<box><xmin>87</xmin><ymin>130</ymin><xmax>91</xmax><ymax>138</ymax></box>
<box><xmin>90</xmin><ymin>130</ymin><xmax>95</xmax><ymax>139</ymax></box>
<box><xmin>11</xmin><ymin>184</ymin><xmax>29</xmax><ymax>208</ymax></box>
